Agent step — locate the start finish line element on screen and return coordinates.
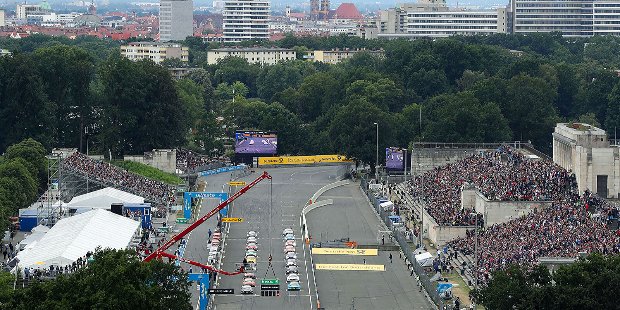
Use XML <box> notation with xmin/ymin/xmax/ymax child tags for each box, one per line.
<box><xmin>183</xmin><ymin>192</ymin><xmax>229</xmax><ymax>219</ymax></box>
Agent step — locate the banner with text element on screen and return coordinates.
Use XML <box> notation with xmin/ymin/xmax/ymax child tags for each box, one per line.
<box><xmin>258</xmin><ymin>155</ymin><xmax>353</xmax><ymax>166</ymax></box>
<box><xmin>315</xmin><ymin>264</ymin><xmax>385</xmax><ymax>271</ymax></box>
<box><xmin>311</xmin><ymin>248</ymin><xmax>378</xmax><ymax>256</ymax></box>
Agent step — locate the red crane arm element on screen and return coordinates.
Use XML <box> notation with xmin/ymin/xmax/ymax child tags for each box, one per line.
<box><xmin>144</xmin><ymin>171</ymin><xmax>272</xmax><ymax>262</ymax></box>
<box><xmin>157</xmin><ymin>252</ymin><xmax>244</xmax><ymax>275</ymax></box>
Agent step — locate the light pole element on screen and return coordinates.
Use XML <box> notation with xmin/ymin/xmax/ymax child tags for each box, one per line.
<box><xmin>374</xmin><ymin>122</ymin><xmax>379</xmax><ymax>177</ymax></box>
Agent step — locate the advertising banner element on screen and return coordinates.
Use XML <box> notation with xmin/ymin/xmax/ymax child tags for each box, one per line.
<box><xmin>386</xmin><ymin>147</ymin><xmax>404</xmax><ymax>170</ymax></box>
<box><xmin>311</xmin><ymin>248</ymin><xmax>378</xmax><ymax>255</ymax></box>
<box><xmin>315</xmin><ymin>264</ymin><xmax>385</xmax><ymax>271</ymax></box>
<box><xmin>258</xmin><ymin>155</ymin><xmax>353</xmax><ymax>166</ymax></box>
<box><xmin>235</xmin><ymin>131</ymin><xmax>277</xmax><ymax>154</ymax></box>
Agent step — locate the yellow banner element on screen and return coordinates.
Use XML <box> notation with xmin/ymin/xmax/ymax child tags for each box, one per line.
<box><xmin>311</xmin><ymin>248</ymin><xmax>378</xmax><ymax>256</ymax></box>
<box><xmin>315</xmin><ymin>264</ymin><xmax>385</xmax><ymax>271</ymax></box>
<box><xmin>258</xmin><ymin>155</ymin><xmax>353</xmax><ymax>166</ymax></box>
<box><xmin>222</xmin><ymin>217</ymin><xmax>243</xmax><ymax>223</ymax></box>
<box><xmin>228</xmin><ymin>181</ymin><xmax>246</xmax><ymax>186</ymax></box>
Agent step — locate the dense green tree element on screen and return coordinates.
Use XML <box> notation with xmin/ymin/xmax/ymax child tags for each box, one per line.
<box><xmin>8</xmin><ymin>249</ymin><xmax>192</xmax><ymax>310</ymax></box>
<box><xmin>503</xmin><ymin>74</ymin><xmax>559</xmax><ymax>149</ymax></box>
<box><xmin>96</xmin><ymin>56</ymin><xmax>188</xmax><ymax>155</ymax></box>
<box><xmin>211</xmin><ymin>57</ymin><xmax>259</xmax><ymax>96</ymax></box>
<box><xmin>473</xmin><ymin>265</ymin><xmax>554</xmax><ymax>310</ymax></box>
<box><xmin>345</xmin><ymin>78</ymin><xmax>406</xmax><ymax>112</ymax></box>
<box><xmin>475</xmin><ymin>254</ymin><xmax>620</xmax><ymax>310</ymax></box>
<box><xmin>3</xmin><ymin>138</ymin><xmax>47</xmax><ymax>190</ymax></box>
<box><xmin>32</xmin><ymin>45</ymin><xmax>96</xmax><ymax>151</ymax></box>
<box><xmin>328</xmin><ymin>98</ymin><xmax>395</xmax><ymax>170</ymax></box>
<box><xmin>423</xmin><ymin>92</ymin><xmax>512</xmax><ymax>143</ymax></box>
<box><xmin>256</xmin><ymin>61</ymin><xmax>315</xmax><ymax>101</ymax></box>
<box><xmin>295</xmin><ymin>72</ymin><xmax>342</xmax><ymax>122</ymax></box>
<box><xmin>186</xmin><ymin>68</ymin><xmax>216</xmax><ymax>110</ymax></box>
<box><xmin>0</xmin><ymin>158</ymin><xmax>38</xmax><ymax>213</ymax></box>
<box><xmin>0</xmin><ymin>54</ymin><xmax>55</xmax><ymax>150</ymax></box>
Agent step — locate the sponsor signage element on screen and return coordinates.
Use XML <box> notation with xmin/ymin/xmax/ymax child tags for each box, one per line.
<box><xmin>261</xmin><ymin>284</ymin><xmax>280</xmax><ymax>291</ymax></box>
<box><xmin>208</xmin><ymin>289</ymin><xmax>234</xmax><ymax>294</ymax></box>
<box><xmin>311</xmin><ymin>248</ymin><xmax>378</xmax><ymax>256</ymax></box>
<box><xmin>222</xmin><ymin>217</ymin><xmax>243</xmax><ymax>223</ymax></box>
<box><xmin>315</xmin><ymin>264</ymin><xmax>385</xmax><ymax>271</ymax></box>
<box><xmin>199</xmin><ymin>165</ymin><xmax>245</xmax><ymax>177</ymax></box>
<box><xmin>258</xmin><ymin>155</ymin><xmax>353</xmax><ymax>166</ymax></box>
<box><xmin>228</xmin><ymin>181</ymin><xmax>246</xmax><ymax>186</ymax></box>
<box><xmin>260</xmin><ymin>279</ymin><xmax>279</xmax><ymax>285</ymax></box>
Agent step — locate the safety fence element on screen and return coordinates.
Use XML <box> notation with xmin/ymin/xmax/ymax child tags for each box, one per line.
<box><xmin>360</xmin><ymin>178</ymin><xmax>448</xmax><ymax>309</ymax></box>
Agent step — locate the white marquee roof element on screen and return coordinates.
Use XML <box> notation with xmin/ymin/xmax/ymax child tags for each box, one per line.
<box><xmin>66</xmin><ymin>187</ymin><xmax>144</xmax><ymax>209</ymax></box>
<box><xmin>16</xmin><ymin>209</ymin><xmax>140</xmax><ymax>269</ymax></box>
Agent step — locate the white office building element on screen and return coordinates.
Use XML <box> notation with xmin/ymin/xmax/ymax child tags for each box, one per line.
<box><xmin>376</xmin><ymin>0</ymin><xmax>508</xmax><ymax>38</ymax></box>
<box><xmin>0</xmin><ymin>9</ymin><xmax>5</xmax><ymax>27</ymax></box>
<box><xmin>223</xmin><ymin>0</ymin><xmax>270</xmax><ymax>42</ymax></box>
<box><xmin>159</xmin><ymin>0</ymin><xmax>194</xmax><ymax>42</ymax></box>
<box><xmin>511</xmin><ymin>0</ymin><xmax>620</xmax><ymax>36</ymax></box>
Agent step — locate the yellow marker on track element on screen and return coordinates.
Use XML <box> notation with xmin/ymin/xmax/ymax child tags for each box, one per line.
<box><xmin>222</xmin><ymin>217</ymin><xmax>243</xmax><ymax>223</ymax></box>
<box><xmin>311</xmin><ymin>248</ymin><xmax>378</xmax><ymax>256</ymax></box>
<box><xmin>315</xmin><ymin>264</ymin><xmax>385</xmax><ymax>271</ymax></box>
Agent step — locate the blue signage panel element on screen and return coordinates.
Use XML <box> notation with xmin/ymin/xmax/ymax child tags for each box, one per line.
<box><xmin>183</xmin><ymin>192</ymin><xmax>229</xmax><ymax>219</ymax></box>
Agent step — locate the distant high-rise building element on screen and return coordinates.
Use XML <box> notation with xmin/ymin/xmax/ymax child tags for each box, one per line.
<box><xmin>310</xmin><ymin>0</ymin><xmax>319</xmax><ymax>20</ymax></box>
<box><xmin>222</xmin><ymin>0</ymin><xmax>270</xmax><ymax>42</ymax></box>
<box><xmin>159</xmin><ymin>0</ymin><xmax>193</xmax><ymax>42</ymax></box>
<box><xmin>319</xmin><ymin>0</ymin><xmax>330</xmax><ymax>20</ymax></box>
<box><xmin>0</xmin><ymin>9</ymin><xmax>5</xmax><ymax>27</ymax></box>
<box><xmin>511</xmin><ymin>0</ymin><xmax>620</xmax><ymax>36</ymax></box>
<box><xmin>16</xmin><ymin>4</ymin><xmax>42</xmax><ymax>20</ymax></box>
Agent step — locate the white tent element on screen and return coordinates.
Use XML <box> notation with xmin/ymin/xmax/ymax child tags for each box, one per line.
<box><xmin>380</xmin><ymin>201</ymin><xmax>394</xmax><ymax>210</ymax></box>
<box><xmin>16</xmin><ymin>209</ymin><xmax>140</xmax><ymax>269</ymax></box>
<box><xmin>66</xmin><ymin>187</ymin><xmax>144</xmax><ymax>210</ymax></box>
<box><xmin>415</xmin><ymin>251</ymin><xmax>434</xmax><ymax>267</ymax></box>
<box><xmin>18</xmin><ymin>225</ymin><xmax>50</xmax><ymax>251</ymax></box>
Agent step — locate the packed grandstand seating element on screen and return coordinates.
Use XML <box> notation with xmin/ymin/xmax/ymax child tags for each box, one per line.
<box><xmin>62</xmin><ymin>152</ymin><xmax>176</xmax><ymax>205</ymax></box>
<box><xmin>175</xmin><ymin>148</ymin><xmax>223</xmax><ymax>173</ymax></box>
<box><xmin>398</xmin><ymin>146</ymin><xmax>620</xmax><ymax>285</ymax></box>
<box><xmin>404</xmin><ymin>146</ymin><xmax>576</xmax><ymax>226</ymax></box>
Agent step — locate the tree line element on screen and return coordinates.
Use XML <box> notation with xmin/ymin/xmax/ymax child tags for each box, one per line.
<box><xmin>473</xmin><ymin>254</ymin><xmax>620</xmax><ymax>310</ymax></box>
<box><xmin>3</xmin><ymin>33</ymin><xmax>620</xmax><ymax>165</ymax></box>
<box><xmin>0</xmin><ymin>139</ymin><xmax>47</xmax><ymax>232</ymax></box>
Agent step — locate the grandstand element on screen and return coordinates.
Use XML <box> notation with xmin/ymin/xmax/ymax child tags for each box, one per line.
<box><xmin>391</xmin><ymin>144</ymin><xmax>620</xmax><ymax>287</ymax></box>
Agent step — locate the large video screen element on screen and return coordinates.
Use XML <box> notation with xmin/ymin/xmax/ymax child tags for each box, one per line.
<box><xmin>235</xmin><ymin>131</ymin><xmax>278</xmax><ymax>154</ymax></box>
<box><xmin>386</xmin><ymin>147</ymin><xmax>404</xmax><ymax>170</ymax></box>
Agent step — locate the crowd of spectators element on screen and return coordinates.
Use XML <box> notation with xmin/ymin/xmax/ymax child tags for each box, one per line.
<box><xmin>63</xmin><ymin>152</ymin><xmax>176</xmax><ymax>206</ymax></box>
<box><xmin>393</xmin><ymin>146</ymin><xmax>620</xmax><ymax>285</ymax></box>
<box><xmin>449</xmin><ymin>195</ymin><xmax>620</xmax><ymax>284</ymax></box>
<box><xmin>404</xmin><ymin>146</ymin><xmax>576</xmax><ymax>225</ymax></box>
<box><xmin>176</xmin><ymin>148</ymin><xmax>224</xmax><ymax>173</ymax></box>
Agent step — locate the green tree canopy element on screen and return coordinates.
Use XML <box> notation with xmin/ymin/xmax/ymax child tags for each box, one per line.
<box><xmin>8</xmin><ymin>249</ymin><xmax>192</xmax><ymax>310</ymax></box>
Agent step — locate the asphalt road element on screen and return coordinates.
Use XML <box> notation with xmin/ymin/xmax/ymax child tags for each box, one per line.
<box><xmin>211</xmin><ymin>166</ymin><xmax>347</xmax><ymax>310</ymax></box>
<box><xmin>306</xmin><ymin>183</ymin><xmax>434</xmax><ymax>310</ymax></box>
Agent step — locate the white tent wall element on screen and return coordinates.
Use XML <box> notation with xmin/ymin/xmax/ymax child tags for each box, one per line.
<box><xmin>66</xmin><ymin>187</ymin><xmax>144</xmax><ymax>210</ymax></box>
<box><xmin>16</xmin><ymin>209</ymin><xmax>140</xmax><ymax>270</ymax></box>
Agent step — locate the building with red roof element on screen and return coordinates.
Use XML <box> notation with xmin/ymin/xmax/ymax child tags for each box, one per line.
<box><xmin>331</xmin><ymin>3</ymin><xmax>364</xmax><ymax>20</ymax></box>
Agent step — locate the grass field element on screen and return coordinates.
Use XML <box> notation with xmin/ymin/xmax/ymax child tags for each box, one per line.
<box><xmin>111</xmin><ymin>160</ymin><xmax>183</xmax><ymax>185</ymax></box>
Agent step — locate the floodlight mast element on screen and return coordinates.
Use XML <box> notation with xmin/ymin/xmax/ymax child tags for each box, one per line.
<box><xmin>143</xmin><ymin>171</ymin><xmax>272</xmax><ymax>270</ymax></box>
